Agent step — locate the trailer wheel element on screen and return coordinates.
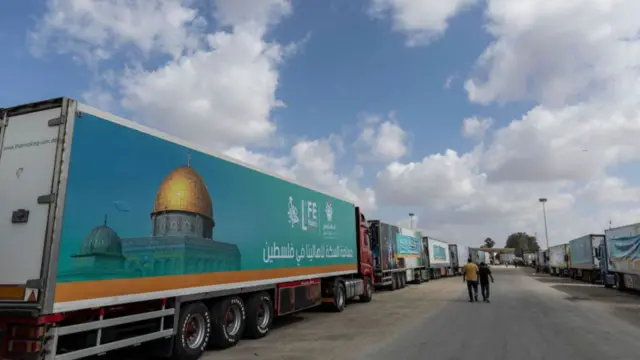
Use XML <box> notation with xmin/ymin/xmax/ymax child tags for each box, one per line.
<box><xmin>173</xmin><ymin>302</ymin><xmax>211</xmax><ymax>360</ymax></box>
<box><xmin>400</xmin><ymin>274</ymin><xmax>406</xmax><ymax>288</ymax></box>
<box><xmin>390</xmin><ymin>274</ymin><xmax>397</xmax><ymax>291</ymax></box>
<box><xmin>208</xmin><ymin>296</ymin><xmax>246</xmax><ymax>349</ymax></box>
<box><xmin>414</xmin><ymin>272</ymin><xmax>423</xmax><ymax>284</ymax></box>
<box><xmin>244</xmin><ymin>292</ymin><xmax>273</xmax><ymax>339</ymax></box>
<box><xmin>359</xmin><ymin>277</ymin><xmax>373</xmax><ymax>303</ymax></box>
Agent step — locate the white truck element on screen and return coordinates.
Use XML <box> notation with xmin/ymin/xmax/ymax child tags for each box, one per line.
<box><xmin>424</xmin><ymin>237</ymin><xmax>450</xmax><ymax>279</ymax></box>
<box><xmin>602</xmin><ymin>224</ymin><xmax>640</xmax><ymax>291</ymax></box>
<box><xmin>548</xmin><ymin>244</ymin><xmax>569</xmax><ymax>276</ymax></box>
<box><xmin>568</xmin><ymin>234</ymin><xmax>604</xmax><ymax>283</ymax></box>
<box><xmin>0</xmin><ymin>98</ymin><xmax>375</xmax><ymax>360</ymax></box>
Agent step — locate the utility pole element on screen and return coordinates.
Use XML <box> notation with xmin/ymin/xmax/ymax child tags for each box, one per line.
<box><xmin>409</xmin><ymin>213</ymin><xmax>415</xmax><ymax>229</ymax></box>
<box><xmin>539</xmin><ymin>198</ymin><xmax>550</xmax><ymax>249</ymax></box>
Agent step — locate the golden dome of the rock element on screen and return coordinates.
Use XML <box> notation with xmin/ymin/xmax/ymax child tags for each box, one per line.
<box><xmin>152</xmin><ymin>166</ymin><xmax>213</xmax><ymax>219</ymax></box>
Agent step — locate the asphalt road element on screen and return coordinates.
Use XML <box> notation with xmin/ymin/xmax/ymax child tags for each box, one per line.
<box><xmin>208</xmin><ymin>267</ymin><xmax>640</xmax><ymax>360</ymax></box>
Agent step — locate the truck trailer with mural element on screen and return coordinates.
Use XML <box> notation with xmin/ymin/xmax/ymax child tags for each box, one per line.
<box><xmin>600</xmin><ymin>223</ymin><xmax>640</xmax><ymax>291</ymax></box>
<box><xmin>370</xmin><ymin>221</ymin><xmax>428</xmax><ymax>289</ymax></box>
<box><xmin>548</xmin><ymin>244</ymin><xmax>569</xmax><ymax>276</ymax></box>
<box><xmin>423</xmin><ymin>237</ymin><xmax>450</xmax><ymax>279</ymax></box>
<box><xmin>568</xmin><ymin>234</ymin><xmax>604</xmax><ymax>283</ymax></box>
<box><xmin>0</xmin><ymin>98</ymin><xmax>376</xmax><ymax>360</ymax></box>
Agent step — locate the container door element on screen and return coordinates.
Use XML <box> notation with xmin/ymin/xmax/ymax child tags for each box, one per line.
<box><xmin>0</xmin><ymin>106</ymin><xmax>63</xmax><ymax>302</ymax></box>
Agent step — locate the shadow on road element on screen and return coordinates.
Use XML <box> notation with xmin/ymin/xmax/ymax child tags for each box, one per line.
<box><xmin>550</xmin><ymin>284</ymin><xmax>640</xmax><ymax>305</ymax></box>
<box><xmin>532</xmin><ymin>276</ymin><xmax>578</xmax><ymax>284</ymax></box>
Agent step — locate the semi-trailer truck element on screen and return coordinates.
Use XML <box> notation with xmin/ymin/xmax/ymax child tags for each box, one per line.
<box><xmin>370</xmin><ymin>222</ymin><xmax>428</xmax><ymax>289</ymax></box>
<box><xmin>457</xmin><ymin>245</ymin><xmax>470</xmax><ymax>273</ymax></box>
<box><xmin>448</xmin><ymin>244</ymin><xmax>459</xmax><ymax>276</ymax></box>
<box><xmin>424</xmin><ymin>237</ymin><xmax>450</xmax><ymax>279</ymax></box>
<box><xmin>522</xmin><ymin>252</ymin><xmax>535</xmax><ymax>266</ymax></box>
<box><xmin>600</xmin><ymin>223</ymin><xmax>640</xmax><ymax>291</ymax></box>
<box><xmin>548</xmin><ymin>244</ymin><xmax>569</xmax><ymax>276</ymax></box>
<box><xmin>568</xmin><ymin>234</ymin><xmax>604</xmax><ymax>283</ymax></box>
<box><xmin>470</xmin><ymin>248</ymin><xmax>485</xmax><ymax>265</ymax></box>
<box><xmin>536</xmin><ymin>249</ymin><xmax>549</xmax><ymax>273</ymax></box>
<box><xmin>449</xmin><ymin>244</ymin><xmax>468</xmax><ymax>275</ymax></box>
<box><xmin>0</xmin><ymin>98</ymin><xmax>376</xmax><ymax>360</ymax></box>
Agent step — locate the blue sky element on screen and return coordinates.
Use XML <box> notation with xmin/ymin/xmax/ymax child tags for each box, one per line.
<box><xmin>2</xmin><ymin>0</ymin><xmax>640</xmax><ymax>248</ymax></box>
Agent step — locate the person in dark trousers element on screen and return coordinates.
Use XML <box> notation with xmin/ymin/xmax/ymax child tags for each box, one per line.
<box><xmin>478</xmin><ymin>262</ymin><xmax>494</xmax><ymax>303</ymax></box>
<box><xmin>462</xmin><ymin>258</ymin><xmax>479</xmax><ymax>302</ymax></box>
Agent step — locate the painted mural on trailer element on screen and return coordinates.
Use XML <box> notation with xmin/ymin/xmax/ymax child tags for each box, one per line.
<box><xmin>395</xmin><ymin>231</ymin><xmax>421</xmax><ymax>257</ymax></box>
<box><xmin>606</xmin><ymin>235</ymin><xmax>640</xmax><ymax>273</ymax></box>
<box><xmin>56</xmin><ymin>114</ymin><xmax>357</xmax><ymax>282</ymax></box>
<box><xmin>372</xmin><ymin>222</ymin><xmax>398</xmax><ymax>271</ymax></box>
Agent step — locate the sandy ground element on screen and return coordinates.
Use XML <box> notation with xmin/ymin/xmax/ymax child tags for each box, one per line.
<box><xmin>202</xmin><ymin>266</ymin><xmax>640</xmax><ymax>360</ymax></box>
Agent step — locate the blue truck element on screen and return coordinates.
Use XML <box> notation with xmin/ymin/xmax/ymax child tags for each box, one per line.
<box><xmin>599</xmin><ymin>223</ymin><xmax>640</xmax><ymax>291</ymax></box>
<box><xmin>568</xmin><ymin>234</ymin><xmax>604</xmax><ymax>283</ymax></box>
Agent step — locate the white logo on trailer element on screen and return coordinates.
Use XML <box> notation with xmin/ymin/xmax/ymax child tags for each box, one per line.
<box><xmin>288</xmin><ymin>196</ymin><xmax>299</xmax><ymax>228</ymax></box>
<box><xmin>325</xmin><ymin>201</ymin><xmax>333</xmax><ymax>222</ymax></box>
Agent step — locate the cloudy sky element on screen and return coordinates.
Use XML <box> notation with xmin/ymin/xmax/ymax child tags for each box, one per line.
<box><xmin>2</xmin><ymin>0</ymin><xmax>640</xmax><ymax>248</ymax></box>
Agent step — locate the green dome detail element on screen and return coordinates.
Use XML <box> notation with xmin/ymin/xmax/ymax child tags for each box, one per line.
<box><xmin>78</xmin><ymin>223</ymin><xmax>123</xmax><ymax>257</ymax></box>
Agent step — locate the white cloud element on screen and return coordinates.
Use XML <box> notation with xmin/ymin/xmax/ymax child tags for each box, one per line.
<box><xmin>30</xmin><ymin>0</ymin><xmax>206</xmax><ymax>65</ymax></box>
<box><xmin>461</xmin><ymin>116</ymin><xmax>493</xmax><ymax>138</ymax></box>
<box><xmin>465</xmin><ymin>0</ymin><xmax>640</xmax><ymax>107</ymax></box>
<box><xmin>355</xmin><ymin>113</ymin><xmax>408</xmax><ymax>162</ymax></box>
<box><xmin>577</xmin><ymin>177</ymin><xmax>640</xmax><ymax>204</ymax></box>
<box><xmin>481</xmin><ymin>102</ymin><xmax>640</xmax><ymax>183</ymax></box>
<box><xmin>368</xmin><ymin>0</ymin><xmax>480</xmax><ymax>46</ymax></box>
<box><xmin>33</xmin><ymin>0</ymin><xmax>640</xmax><ymax>250</ymax></box>
<box><xmin>444</xmin><ymin>74</ymin><xmax>457</xmax><ymax>89</ymax></box>
<box><xmin>31</xmin><ymin>0</ymin><xmax>374</xmax><ymax>215</ymax></box>
<box><xmin>224</xmin><ymin>138</ymin><xmax>377</xmax><ymax>213</ymax></box>
<box><xmin>374</xmin><ymin>0</ymin><xmax>640</xmax><ymax>247</ymax></box>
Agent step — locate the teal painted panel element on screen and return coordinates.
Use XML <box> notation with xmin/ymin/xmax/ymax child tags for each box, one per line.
<box><xmin>395</xmin><ymin>234</ymin><xmax>421</xmax><ymax>256</ymax></box>
<box><xmin>56</xmin><ymin>113</ymin><xmax>357</xmax><ymax>282</ymax></box>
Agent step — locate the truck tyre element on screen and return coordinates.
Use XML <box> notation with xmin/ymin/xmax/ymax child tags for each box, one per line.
<box><xmin>400</xmin><ymin>274</ymin><xmax>406</xmax><ymax>288</ymax></box>
<box><xmin>331</xmin><ymin>281</ymin><xmax>346</xmax><ymax>312</ymax></box>
<box><xmin>390</xmin><ymin>274</ymin><xmax>397</xmax><ymax>291</ymax></box>
<box><xmin>604</xmin><ymin>280</ymin><xmax>614</xmax><ymax>289</ymax></box>
<box><xmin>208</xmin><ymin>296</ymin><xmax>246</xmax><ymax>349</ymax></box>
<box><xmin>616</xmin><ymin>274</ymin><xmax>626</xmax><ymax>292</ymax></box>
<box><xmin>173</xmin><ymin>302</ymin><xmax>211</xmax><ymax>360</ymax></box>
<box><xmin>414</xmin><ymin>272</ymin><xmax>423</xmax><ymax>284</ymax></box>
<box><xmin>359</xmin><ymin>278</ymin><xmax>373</xmax><ymax>303</ymax></box>
<box><xmin>244</xmin><ymin>292</ymin><xmax>273</xmax><ymax>339</ymax></box>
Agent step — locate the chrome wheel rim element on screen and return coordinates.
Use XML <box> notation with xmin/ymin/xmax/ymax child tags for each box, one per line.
<box><xmin>257</xmin><ymin>299</ymin><xmax>271</xmax><ymax>328</ymax></box>
<box><xmin>225</xmin><ymin>304</ymin><xmax>243</xmax><ymax>336</ymax></box>
<box><xmin>337</xmin><ymin>287</ymin><xmax>345</xmax><ymax>308</ymax></box>
<box><xmin>184</xmin><ymin>313</ymin><xmax>206</xmax><ymax>349</ymax></box>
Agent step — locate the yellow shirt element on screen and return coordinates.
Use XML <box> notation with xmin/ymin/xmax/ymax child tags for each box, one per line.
<box><xmin>463</xmin><ymin>263</ymin><xmax>479</xmax><ymax>281</ymax></box>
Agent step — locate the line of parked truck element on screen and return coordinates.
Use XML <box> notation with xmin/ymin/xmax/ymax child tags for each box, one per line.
<box><xmin>0</xmin><ymin>98</ymin><xmax>493</xmax><ymax>360</ymax></box>
<box><xmin>527</xmin><ymin>223</ymin><xmax>640</xmax><ymax>293</ymax></box>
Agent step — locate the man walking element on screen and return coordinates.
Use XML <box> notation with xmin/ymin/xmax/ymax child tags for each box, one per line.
<box><xmin>462</xmin><ymin>258</ymin><xmax>479</xmax><ymax>302</ymax></box>
<box><xmin>479</xmin><ymin>262</ymin><xmax>494</xmax><ymax>303</ymax></box>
